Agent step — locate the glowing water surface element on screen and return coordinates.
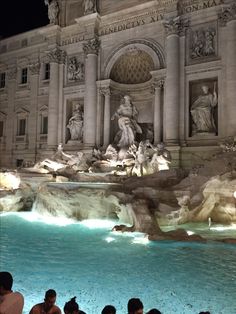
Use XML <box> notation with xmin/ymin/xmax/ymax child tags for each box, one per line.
<box><xmin>0</xmin><ymin>212</ymin><xmax>236</xmax><ymax>314</ymax></box>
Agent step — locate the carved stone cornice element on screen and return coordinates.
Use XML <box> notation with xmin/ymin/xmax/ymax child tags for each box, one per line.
<box><xmin>100</xmin><ymin>86</ymin><xmax>111</xmax><ymax>97</ymax></box>
<box><xmin>29</xmin><ymin>62</ymin><xmax>40</xmax><ymax>75</ymax></box>
<box><xmin>47</xmin><ymin>47</ymin><xmax>66</xmax><ymax>64</ymax></box>
<box><xmin>7</xmin><ymin>66</ymin><xmax>17</xmax><ymax>80</ymax></box>
<box><xmin>83</xmin><ymin>38</ymin><xmax>100</xmax><ymax>55</ymax></box>
<box><xmin>163</xmin><ymin>16</ymin><xmax>189</xmax><ymax>36</ymax></box>
<box><xmin>218</xmin><ymin>4</ymin><xmax>236</xmax><ymax>27</ymax></box>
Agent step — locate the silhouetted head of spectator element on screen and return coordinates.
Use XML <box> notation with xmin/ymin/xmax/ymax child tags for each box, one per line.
<box><xmin>102</xmin><ymin>305</ymin><xmax>116</xmax><ymax>314</ymax></box>
<box><xmin>199</xmin><ymin>312</ymin><xmax>210</xmax><ymax>314</ymax></box>
<box><xmin>128</xmin><ymin>298</ymin><xmax>144</xmax><ymax>314</ymax></box>
<box><xmin>64</xmin><ymin>297</ymin><xmax>79</xmax><ymax>314</ymax></box>
<box><xmin>44</xmin><ymin>289</ymin><xmax>57</xmax><ymax>311</ymax></box>
<box><xmin>0</xmin><ymin>272</ymin><xmax>13</xmax><ymax>295</ymax></box>
<box><xmin>146</xmin><ymin>309</ymin><xmax>161</xmax><ymax>314</ymax></box>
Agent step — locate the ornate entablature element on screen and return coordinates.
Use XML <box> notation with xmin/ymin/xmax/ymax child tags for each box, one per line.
<box><xmin>47</xmin><ymin>48</ymin><xmax>67</xmax><ymax>64</ymax></box>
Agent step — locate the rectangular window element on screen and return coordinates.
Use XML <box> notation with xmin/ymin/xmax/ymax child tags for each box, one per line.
<box><xmin>21</xmin><ymin>68</ymin><xmax>28</xmax><ymax>84</ymax></box>
<box><xmin>0</xmin><ymin>121</ymin><xmax>3</xmax><ymax>137</ymax></box>
<box><xmin>41</xmin><ymin>116</ymin><xmax>48</xmax><ymax>134</ymax></box>
<box><xmin>19</xmin><ymin>119</ymin><xmax>26</xmax><ymax>136</ymax></box>
<box><xmin>44</xmin><ymin>63</ymin><xmax>50</xmax><ymax>80</ymax></box>
<box><xmin>0</xmin><ymin>72</ymin><xmax>6</xmax><ymax>88</ymax></box>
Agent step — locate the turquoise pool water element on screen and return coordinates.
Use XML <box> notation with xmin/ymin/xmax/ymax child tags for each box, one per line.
<box><xmin>0</xmin><ymin>212</ymin><xmax>236</xmax><ymax>314</ymax></box>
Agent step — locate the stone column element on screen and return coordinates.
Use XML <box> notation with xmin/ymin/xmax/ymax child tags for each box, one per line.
<box><xmin>96</xmin><ymin>85</ymin><xmax>103</xmax><ymax>146</ymax></box>
<box><xmin>100</xmin><ymin>87</ymin><xmax>111</xmax><ymax>147</ymax></box>
<box><xmin>163</xmin><ymin>16</ymin><xmax>188</xmax><ymax>145</ymax></box>
<box><xmin>57</xmin><ymin>63</ymin><xmax>65</xmax><ymax>144</ymax></box>
<box><xmin>152</xmin><ymin>79</ymin><xmax>164</xmax><ymax>144</ymax></box>
<box><xmin>29</xmin><ymin>61</ymin><xmax>40</xmax><ymax>160</ymax></box>
<box><xmin>47</xmin><ymin>48</ymin><xmax>66</xmax><ymax>148</ymax></box>
<box><xmin>5</xmin><ymin>66</ymin><xmax>17</xmax><ymax>166</ymax></box>
<box><xmin>219</xmin><ymin>4</ymin><xmax>236</xmax><ymax>136</ymax></box>
<box><xmin>83</xmin><ymin>38</ymin><xmax>100</xmax><ymax>147</ymax></box>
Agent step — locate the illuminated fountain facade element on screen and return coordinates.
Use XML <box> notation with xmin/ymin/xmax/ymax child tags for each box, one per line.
<box><xmin>0</xmin><ymin>0</ymin><xmax>236</xmax><ymax>169</ymax></box>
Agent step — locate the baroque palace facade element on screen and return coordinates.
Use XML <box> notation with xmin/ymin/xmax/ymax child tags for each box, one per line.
<box><xmin>0</xmin><ymin>0</ymin><xmax>235</xmax><ymax>168</ymax></box>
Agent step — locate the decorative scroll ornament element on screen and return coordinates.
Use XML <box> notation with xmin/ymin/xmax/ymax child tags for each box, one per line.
<box><xmin>218</xmin><ymin>4</ymin><xmax>236</xmax><ymax>26</ymax></box>
<box><xmin>29</xmin><ymin>62</ymin><xmax>40</xmax><ymax>75</ymax></box>
<box><xmin>7</xmin><ymin>66</ymin><xmax>17</xmax><ymax>80</ymax></box>
<box><xmin>67</xmin><ymin>57</ymin><xmax>85</xmax><ymax>81</ymax></box>
<box><xmin>163</xmin><ymin>16</ymin><xmax>189</xmax><ymax>36</ymax></box>
<box><xmin>83</xmin><ymin>38</ymin><xmax>100</xmax><ymax>55</ymax></box>
<box><xmin>100</xmin><ymin>87</ymin><xmax>111</xmax><ymax>96</ymax></box>
<box><xmin>47</xmin><ymin>48</ymin><xmax>66</xmax><ymax>64</ymax></box>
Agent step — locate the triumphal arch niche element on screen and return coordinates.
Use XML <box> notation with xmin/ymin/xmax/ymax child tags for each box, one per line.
<box><xmin>98</xmin><ymin>39</ymin><xmax>165</xmax><ymax>148</ymax></box>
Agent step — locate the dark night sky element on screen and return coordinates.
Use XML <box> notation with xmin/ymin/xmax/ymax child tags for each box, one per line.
<box><xmin>0</xmin><ymin>0</ymin><xmax>49</xmax><ymax>39</ymax></box>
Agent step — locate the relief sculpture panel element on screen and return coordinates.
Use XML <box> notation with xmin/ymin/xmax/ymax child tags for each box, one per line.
<box><xmin>187</xmin><ymin>23</ymin><xmax>217</xmax><ymax>63</ymax></box>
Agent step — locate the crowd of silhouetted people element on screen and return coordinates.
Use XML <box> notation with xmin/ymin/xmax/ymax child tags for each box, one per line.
<box><xmin>0</xmin><ymin>272</ymin><xmax>211</xmax><ymax>314</ymax></box>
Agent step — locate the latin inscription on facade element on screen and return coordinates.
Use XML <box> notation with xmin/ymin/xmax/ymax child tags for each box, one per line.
<box><xmin>99</xmin><ymin>13</ymin><xmax>164</xmax><ymax>36</ymax></box>
<box><xmin>179</xmin><ymin>0</ymin><xmax>224</xmax><ymax>14</ymax></box>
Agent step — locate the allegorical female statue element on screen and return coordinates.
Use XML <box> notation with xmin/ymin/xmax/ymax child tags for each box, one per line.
<box><xmin>111</xmin><ymin>95</ymin><xmax>142</xmax><ymax>148</ymax></box>
<box><xmin>67</xmin><ymin>104</ymin><xmax>83</xmax><ymax>142</ymax></box>
<box><xmin>190</xmin><ymin>84</ymin><xmax>217</xmax><ymax>135</ymax></box>
<box><xmin>44</xmin><ymin>0</ymin><xmax>59</xmax><ymax>25</ymax></box>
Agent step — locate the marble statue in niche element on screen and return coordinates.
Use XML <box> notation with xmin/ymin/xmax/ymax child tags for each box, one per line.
<box><xmin>67</xmin><ymin>57</ymin><xmax>84</xmax><ymax>82</ymax></box>
<box><xmin>190</xmin><ymin>27</ymin><xmax>216</xmax><ymax>59</ymax></box>
<box><xmin>67</xmin><ymin>103</ymin><xmax>83</xmax><ymax>142</ymax></box>
<box><xmin>44</xmin><ymin>0</ymin><xmax>59</xmax><ymax>24</ymax></box>
<box><xmin>190</xmin><ymin>82</ymin><xmax>218</xmax><ymax>136</ymax></box>
<box><xmin>111</xmin><ymin>95</ymin><xmax>142</xmax><ymax>148</ymax></box>
<box><xmin>84</xmin><ymin>0</ymin><xmax>96</xmax><ymax>15</ymax></box>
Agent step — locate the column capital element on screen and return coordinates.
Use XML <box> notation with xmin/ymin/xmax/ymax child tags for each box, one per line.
<box><xmin>100</xmin><ymin>86</ymin><xmax>111</xmax><ymax>96</ymax></box>
<box><xmin>47</xmin><ymin>47</ymin><xmax>66</xmax><ymax>64</ymax></box>
<box><xmin>7</xmin><ymin>66</ymin><xmax>17</xmax><ymax>80</ymax></box>
<box><xmin>218</xmin><ymin>4</ymin><xmax>236</xmax><ymax>27</ymax></box>
<box><xmin>29</xmin><ymin>61</ymin><xmax>40</xmax><ymax>75</ymax></box>
<box><xmin>152</xmin><ymin>78</ymin><xmax>165</xmax><ymax>93</ymax></box>
<box><xmin>83</xmin><ymin>38</ymin><xmax>100</xmax><ymax>55</ymax></box>
<box><xmin>163</xmin><ymin>16</ymin><xmax>189</xmax><ymax>36</ymax></box>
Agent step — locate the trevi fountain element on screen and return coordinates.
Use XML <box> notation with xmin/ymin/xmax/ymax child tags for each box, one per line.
<box><xmin>0</xmin><ymin>0</ymin><xmax>236</xmax><ymax>313</ymax></box>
